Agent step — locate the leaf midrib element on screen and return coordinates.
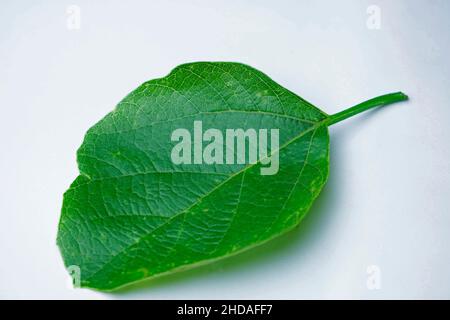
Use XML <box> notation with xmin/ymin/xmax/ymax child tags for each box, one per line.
<box><xmin>76</xmin><ymin>109</ymin><xmax>320</xmax><ymax>185</ymax></box>
<box><xmin>84</xmin><ymin>109</ymin><xmax>316</xmax><ymax>138</ymax></box>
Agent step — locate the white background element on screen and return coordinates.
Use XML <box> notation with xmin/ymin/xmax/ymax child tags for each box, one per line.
<box><xmin>1</xmin><ymin>0</ymin><xmax>449</xmax><ymax>299</ymax></box>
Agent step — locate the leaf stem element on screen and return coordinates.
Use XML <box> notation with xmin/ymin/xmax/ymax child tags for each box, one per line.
<box><xmin>327</xmin><ymin>92</ymin><xmax>408</xmax><ymax>126</ymax></box>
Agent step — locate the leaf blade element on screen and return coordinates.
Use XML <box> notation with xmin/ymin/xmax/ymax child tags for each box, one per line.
<box><xmin>57</xmin><ymin>62</ymin><xmax>330</xmax><ymax>290</ymax></box>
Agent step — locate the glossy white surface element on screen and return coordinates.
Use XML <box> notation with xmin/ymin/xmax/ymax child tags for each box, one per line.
<box><xmin>0</xmin><ymin>0</ymin><xmax>449</xmax><ymax>299</ymax></box>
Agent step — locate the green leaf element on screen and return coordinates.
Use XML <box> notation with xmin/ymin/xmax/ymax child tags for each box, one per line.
<box><xmin>57</xmin><ymin>62</ymin><xmax>407</xmax><ymax>291</ymax></box>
